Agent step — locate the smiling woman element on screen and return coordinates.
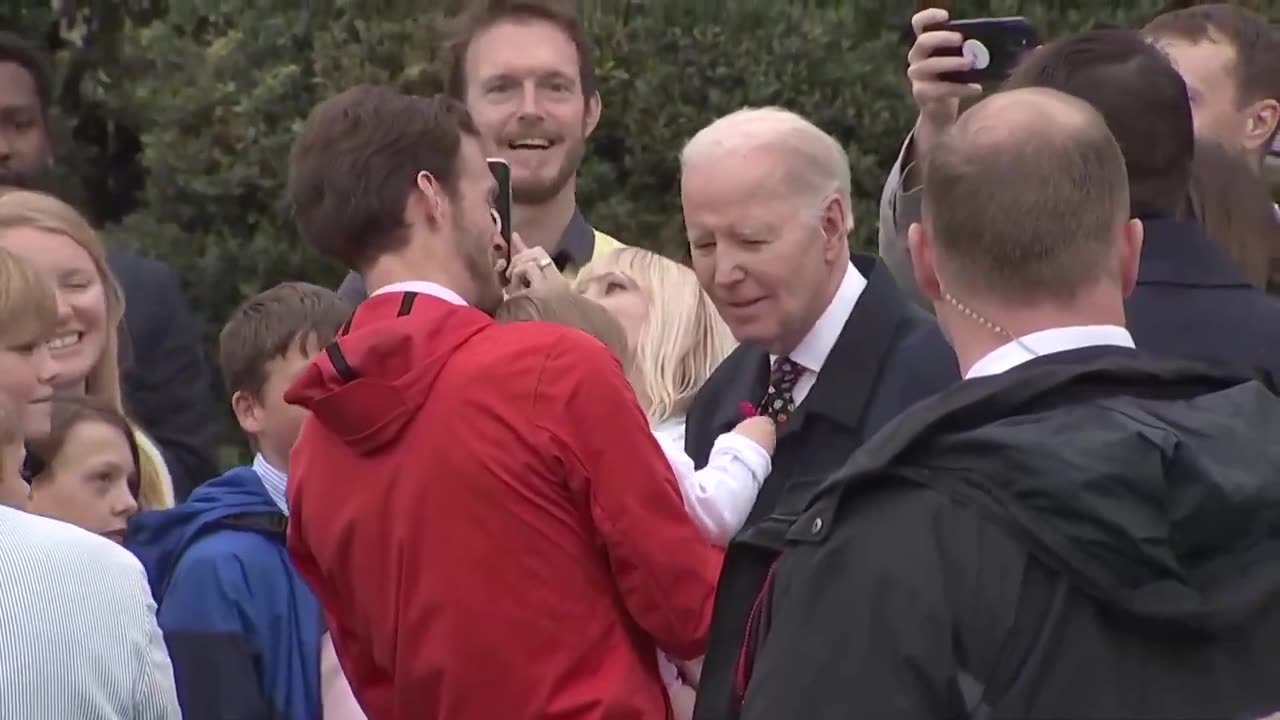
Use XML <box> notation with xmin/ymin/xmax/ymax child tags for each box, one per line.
<box><xmin>0</xmin><ymin>190</ymin><xmax>174</xmax><ymax>510</ymax></box>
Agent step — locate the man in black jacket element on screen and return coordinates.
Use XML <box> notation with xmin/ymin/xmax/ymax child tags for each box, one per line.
<box><xmin>737</xmin><ymin>87</ymin><xmax>1280</xmax><ymax>720</ymax></box>
<box><xmin>681</xmin><ymin>106</ymin><xmax>958</xmax><ymax>720</ymax></box>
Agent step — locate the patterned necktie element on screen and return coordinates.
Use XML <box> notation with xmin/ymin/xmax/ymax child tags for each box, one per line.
<box><xmin>758</xmin><ymin>356</ymin><xmax>804</xmax><ymax>424</ymax></box>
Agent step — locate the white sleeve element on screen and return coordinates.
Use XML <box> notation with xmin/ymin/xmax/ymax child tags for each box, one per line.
<box><xmin>652</xmin><ymin>429</ymin><xmax>771</xmax><ymax>547</ymax></box>
<box><xmin>125</xmin><ymin>556</ymin><xmax>182</xmax><ymax>719</ymax></box>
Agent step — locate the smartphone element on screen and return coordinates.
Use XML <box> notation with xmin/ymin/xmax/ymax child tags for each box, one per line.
<box><xmin>487</xmin><ymin>158</ymin><xmax>512</xmax><ymax>263</ymax></box>
<box><xmin>930</xmin><ymin>17</ymin><xmax>1039</xmax><ymax>85</ymax></box>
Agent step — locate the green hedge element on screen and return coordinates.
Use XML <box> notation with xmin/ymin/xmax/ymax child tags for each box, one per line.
<box><xmin>6</xmin><ymin>0</ymin><xmax>1276</xmax><ymax>349</ymax></box>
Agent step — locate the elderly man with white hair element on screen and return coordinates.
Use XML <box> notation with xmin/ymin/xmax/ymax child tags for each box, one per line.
<box><xmin>679</xmin><ymin>106</ymin><xmax>958</xmax><ymax>720</ymax></box>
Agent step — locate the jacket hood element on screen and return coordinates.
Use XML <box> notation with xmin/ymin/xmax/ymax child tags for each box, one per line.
<box><xmin>812</xmin><ymin>352</ymin><xmax>1280</xmax><ymax>632</ymax></box>
<box><xmin>283</xmin><ymin>291</ymin><xmax>492</xmax><ymax>455</ymax></box>
<box><xmin>127</xmin><ymin>466</ymin><xmax>278</xmax><ymax>601</ymax></box>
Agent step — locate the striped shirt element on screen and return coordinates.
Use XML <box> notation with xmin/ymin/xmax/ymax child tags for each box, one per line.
<box><xmin>0</xmin><ymin>506</ymin><xmax>181</xmax><ymax>719</ymax></box>
<box><xmin>253</xmin><ymin>453</ymin><xmax>289</xmax><ymax>514</ymax></box>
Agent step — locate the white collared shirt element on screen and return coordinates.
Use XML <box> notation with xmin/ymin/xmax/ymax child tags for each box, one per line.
<box><xmin>965</xmin><ymin>325</ymin><xmax>1136</xmax><ymax>380</ymax></box>
<box><xmin>253</xmin><ymin>454</ymin><xmax>289</xmax><ymax>516</ymax></box>
<box><xmin>371</xmin><ymin>281</ymin><xmax>468</xmax><ymax>306</ymax></box>
<box><xmin>769</xmin><ymin>261</ymin><xmax>868</xmax><ymax>406</ymax></box>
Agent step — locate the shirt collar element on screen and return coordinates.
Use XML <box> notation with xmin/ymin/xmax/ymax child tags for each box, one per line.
<box><xmin>771</xmin><ymin>260</ymin><xmax>868</xmax><ymax>373</ymax></box>
<box><xmin>252</xmin><ymin>454</ymin><xmax>290</xmax><ymax>515</ymax></box>
<box><xmin>371</xmin><ymin>281</ymin><xmax>468</xmax><ymax>306</ymax></box>
<box><xmin>965</xmin><ymin>325</ymin><xmax>1136</xmax><ymax>380</ymax></box>
<box><xmin>553</xmin><ymin>209</ymin><xmax>596</xmax><ymax>272</ymax></box>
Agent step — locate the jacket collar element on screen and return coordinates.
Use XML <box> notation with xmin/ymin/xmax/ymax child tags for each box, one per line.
<box><xmin>1135</xmin><ymin>215</ymin><xmax>1251</xmax><ymax>289</ymax></box>
<box><xmin>553</xmin><ymin>209</ymin><xmax>596</xmax><ymax>271</ymax></box>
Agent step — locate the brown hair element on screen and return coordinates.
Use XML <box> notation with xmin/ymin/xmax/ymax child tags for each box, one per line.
<box><xmin>444</xmin><ymin>0</ymin><xmax>597</xmax><ymax>100</ymax></box>
<box><xmin>219</xmin><ymin>282</ymin><xmax>351</xmax><ymax>398</ymax></box>
<box><xmin>1144</xmin><ymin>4</ymin><xmax>1280</xmax><ymax>107</ymax></box>
<box><xmin>922</xmin><ymin>89</ymin><xmax>1130</xmax><ymax>302</ymax></box>
<box><xmin>1179</xmin><ymin>139</ymin><xmax>1279</xmax><ymax>289</ymax></box>
<box><xmin>29</xmin><ymin>395</ymin><xmax>142</xmax><ymax>500</ymax></box>
<box><xmin>0</xmin><ymin>244</ymin><xmax>57</xmax><ymax>349</ymax></box>
<box><xmin>495</xmin><ymin>289</ymin><xmax>633</xmax><ymax>375</ymax></box>
<box><xmin>1004</xmin><ymin>29</ymin><xmax>1193</xmax><ymax>218</ymax></box>
<box><xmin>287</xmin><ymin>86</ymin><xmax>480</xmax><ymax>271</ymax></box>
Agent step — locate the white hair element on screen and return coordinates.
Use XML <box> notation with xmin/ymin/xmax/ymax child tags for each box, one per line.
<box><xmin>680</xmin><ymin>106</ymin><xmax>853</xmax><ymax>227</ymax></box>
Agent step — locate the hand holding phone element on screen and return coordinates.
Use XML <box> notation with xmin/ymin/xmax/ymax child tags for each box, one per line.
<box><xmin>929</xmin><ymin>17</ymin><xmax>1038</xmax><ymax>85</ymax></box>
<box><xmin>907</xmin><ymin>8</ymin><xmax>985</xmax><ymax>131</ymax></box>
<box><xmin>487</xmin><ymin>158</ymin><xmax>512</xmax><ymax>265</ymax></box>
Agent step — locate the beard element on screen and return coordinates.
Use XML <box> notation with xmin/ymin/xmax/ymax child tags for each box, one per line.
<box><xmin>510</xmin><ymin>136</ymin><xmax>585</xmax><ymax>205</ymax></box>
<box><xmin>456</xmin><ymin>216</ymin><xmax>505</xmax><ymax>316</ymax></box>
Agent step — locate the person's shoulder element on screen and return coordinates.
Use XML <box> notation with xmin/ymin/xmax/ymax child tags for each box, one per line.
<box><xmin>175</xmin><ymin>526</ymin><xmax>288</xmax><ymax>588</ymax></box>
<box><xmin>106</xmin><ymin>246</ymin><xmax>179</xmax><ymax>287</ymax></box>
<box><xmin>4</xmin><ymin>508</ymin><xmax>146</xmax><ymax>576</ymax></box>
<box><xmin>590</xmin><ymin>228</ymin><xmax>626</xmax><ymax>253</ymax></box>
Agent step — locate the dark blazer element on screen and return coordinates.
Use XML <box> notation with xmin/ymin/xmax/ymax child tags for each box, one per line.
<box><xmin>687</xmin><ymin>254</ymin><xmax>960</xmax><ymax>720</ymax></box>
<box><xmin>1126</xmin><ymin>216</ymin><xmax>1280</xmax><ymax>379</ymax></box>
<box><xmin>108</xmin><ymin>247</ymin><xmax>220</xmax><ymax>500</ymax></box>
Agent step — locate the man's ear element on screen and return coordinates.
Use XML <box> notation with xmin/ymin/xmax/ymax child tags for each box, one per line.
<box><xmin>584</xmin><ymin>91</ymin><xmax>602</xmax><ymax>138</ymax></box>
<box><xmin>819</xmin><ymin>196</ymin><xmax>851</xmax><ymax>263</ymax></box>
<box><xmin>1118</xmin><ymin>217</ymin><xmax>1144</xmax><ymax>297</ymax></box>
<box><xmin>907</xmin><ymin>221</ymin><xmax>942</xmax><ymax>302</ymax></box>
<box><xmin>409</xmin><ymin>171</ymin><xmax>446</xmax><ymax>227</ymax></box>
<box><xmin>231</xmin><ymin>390</ymin><xmax>264</xmax><ymax>436</ymax></box>
<box><xmin>1245</xmin><ymin>98</ymin><xmax>1280</xmax><ymax>154</ymax></box>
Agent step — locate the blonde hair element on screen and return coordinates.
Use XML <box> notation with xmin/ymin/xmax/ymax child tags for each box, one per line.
<box><xmin>574</xmin><ymin>248</ymin><xmax>736</xmax><ymax>424</ymax></box>
<box><xmin>0</xmin><ymin>245</ymin><xmax>58</xmax><ymax>348</ymax></box>
<box><xmin>495</xmin><ymin>288</ymin><xmax>635</xmax><ymax>377</ymax></box>
<box><xmin>681</xmin><ymin>106</ymin><xmax>854</xmax><ymax>228</ymax></box>
<box><xmin>0</xmin><ymin>190</ymin><xmax>173</xmax><ymax>509</ymax></box>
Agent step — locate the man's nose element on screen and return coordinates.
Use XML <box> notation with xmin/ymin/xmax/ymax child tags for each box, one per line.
<box><xmin>517</xmin><ymin>83</ymin><xmax>544</xmax><ymax>119</ymax></box>
<box><xmin>712</xmin><ymin>250</ymin><xmax>746</xmax><ymax>287</ymax></box>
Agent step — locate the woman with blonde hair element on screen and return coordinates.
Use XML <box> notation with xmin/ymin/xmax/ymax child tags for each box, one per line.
<box><xmin>0</xmin><ymin>190</ymin><xmax>174</xmax><ymax>509</ymax></box>
<box><xmin>571</xmin><ymin>247</ymin><xmax>737</xmax><ymax>443</ymax></box>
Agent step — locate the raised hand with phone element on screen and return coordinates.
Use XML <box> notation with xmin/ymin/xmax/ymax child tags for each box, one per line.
<box><xmin>907</xmin><ymin>9</ymin><xmax>1039</xmax><ymax>171</ymax></box>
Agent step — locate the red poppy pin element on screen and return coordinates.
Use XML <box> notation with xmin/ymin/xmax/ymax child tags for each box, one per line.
<box><xmin>738</xmin><ymin>401</ymin><xmax>758</xmax><ymax>420</ymax></box>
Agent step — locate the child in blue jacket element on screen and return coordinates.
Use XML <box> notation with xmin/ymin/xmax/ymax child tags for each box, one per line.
<box><xmin>129</xmin><ymin>282</ymin><xmax>352</xmax><ymax>720</ymax></box>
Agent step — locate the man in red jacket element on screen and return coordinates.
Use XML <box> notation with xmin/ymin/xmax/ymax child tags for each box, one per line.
<box><xmin>283</xmin><ymin>84</ymin><xmax>721</xmax><ymax>720</ymax></box>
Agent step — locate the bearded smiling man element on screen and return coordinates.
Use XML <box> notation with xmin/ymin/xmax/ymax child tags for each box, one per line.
<box><xmin>337</xmin><ymin>0</ymin><xmax>623</xmax><ymax>305</ymax></box>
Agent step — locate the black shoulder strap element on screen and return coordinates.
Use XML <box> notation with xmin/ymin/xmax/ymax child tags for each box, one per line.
<box><xmin>213</xmin><ymin>511</ymin><xmax>289</xmax><ymax>541</ymax></box>
<box><xmin>964</xmin><ymin>560</ymin><xmax>1070</xmax><ymax>719</ymax></box>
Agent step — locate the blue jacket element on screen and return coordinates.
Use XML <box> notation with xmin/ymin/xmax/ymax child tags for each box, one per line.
<box><xmin>128</xmin><ymin>466</ymin><xmax>322</xmax><ymax>720</ymax></box>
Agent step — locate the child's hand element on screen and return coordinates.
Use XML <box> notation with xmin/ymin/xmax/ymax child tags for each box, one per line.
<box><xmin>731</xmin><ymin>415</ymin><xmax>776</xmax><ymax>454</ymax></box>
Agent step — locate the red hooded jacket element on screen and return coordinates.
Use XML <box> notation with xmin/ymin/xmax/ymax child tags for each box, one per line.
<box><xmin>284</xmin><ymin>290</ymin><xmax>721</xmax><ymax>720</ymax></box>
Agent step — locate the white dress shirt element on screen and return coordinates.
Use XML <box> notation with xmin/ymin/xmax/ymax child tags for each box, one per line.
<box><xmin>371</xmin><ymin>280</ymin><xmax>468</xmax><ymax>306</ymax></box>
<box><xmin>770</xmin><ymin>260</ymin><xmax>868</xmax><ymax>407</ymax></box>
<box><xmin>253</xmin><ymin>453</ymin><xmax>289</xmax><ymax>515</ymax></box>
<box><xmin>0</xmin><ymin>506</ymin><xmax>181</xmax><ymax>719</ymax></box>
<box><xmin>965</xmin><ymin>325</ymin><xmax>1136</xmax><ymax>380</ymax></box>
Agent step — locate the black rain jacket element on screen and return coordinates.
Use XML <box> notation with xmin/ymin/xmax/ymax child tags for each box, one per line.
<box><xmin>732</xmin><ymin>349</ymin><xmax>1280</xmax><ymax>720</ymax></box>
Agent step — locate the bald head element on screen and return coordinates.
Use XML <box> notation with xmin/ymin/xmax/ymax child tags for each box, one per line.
<box><xmin>920</xmin><ymin>87</ymin><xmax>1130</xmax><ymax>303</ymax></box>
<box><xmin>952</xmin><ymin>88</ymin><xmax>1101</xmax><ymax>154</ymax></box>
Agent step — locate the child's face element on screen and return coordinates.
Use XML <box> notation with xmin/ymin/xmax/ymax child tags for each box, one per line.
<box><xmin>234</xmin><ymin>343</ymin><xmax>317</xmax><ymax>471</ymax></box>
<box><xmin>0</xmin><ymin>328</ymin><xmax>55</xmax><ymax>439</ymax></box>
<box><xmin>27</xmin><ymin>419</ymin><xmax>138</xmax><ymax>543</ymax></box>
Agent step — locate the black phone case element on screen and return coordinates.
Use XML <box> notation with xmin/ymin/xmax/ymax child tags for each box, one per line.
<box><xmin>932</xmin><ymin>17</ymin><xmax>1038</xmax><ymax>85</ymax></box>
<box><xmin>487</xmin><ymin>159</ymin><xmax>513</xmax><ymax>261</ymax></box>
